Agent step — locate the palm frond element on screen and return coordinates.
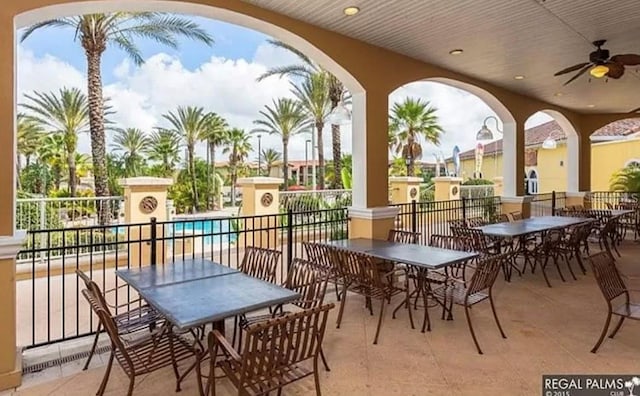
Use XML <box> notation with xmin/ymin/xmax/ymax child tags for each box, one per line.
<box><xmin>20</xmin><ymin>18</ymin><xmax>76</xmax><ymax>42</ymax></box>
<box><xmin>111</xmin><ymin>34</ymin><xmax>144</xmax><ymax>65</ymax></box>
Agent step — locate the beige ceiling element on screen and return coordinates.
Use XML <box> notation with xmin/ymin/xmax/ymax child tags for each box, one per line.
<box><xmin>242</xmin><ymin>0</ymin><xmax>640</xmax><ymax>114</ymax></box>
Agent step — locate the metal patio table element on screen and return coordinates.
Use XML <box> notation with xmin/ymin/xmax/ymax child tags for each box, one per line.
<box><xmin>116</xmin><ymin>259</ymin><xmax>299</xmax><ymax>391</ymax></box>
<box><xmin>325</xmin><ymin>238</ymin><xmax>479</xmax><ymax>329</ymax></box>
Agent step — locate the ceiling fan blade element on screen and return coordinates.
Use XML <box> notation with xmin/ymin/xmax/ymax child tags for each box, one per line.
<box><xmin>611</xmin><ymin>54</ymin><xmax>640</xmax><ymax>66</ymax></box>
<box><xmin>629</xmin><ymin>106</ymin><xmax>640</xmax><ymax>114</ymax></box>
<box><xmin>606</xmin><ymin>61</ymin><xmax>625</xmax><ymax>78</ymax></box>
<box><xmin>554</xmin><ymin>62</ymin><xmax>590</xmax><ymax>76</ymax></box>
<box><xmin>563</xmin><ymin>65</ymin><xmax>592</xmax><ymax>86</ymax></box>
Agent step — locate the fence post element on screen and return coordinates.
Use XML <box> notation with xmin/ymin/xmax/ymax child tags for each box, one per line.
<box><xmin>286</xmin><ymin>209</ymin><xmax>293</xmax><ymax>271</ymax></box>
<box><xmin>551</xmin><ymin>190</ymin><xmax>556</xmax><ymax>216</ymax></box>
<box><xmin>411</xmin><ymin>200</ymin><xmax>417</xmax><ymax>234</ymax></box>
<box><xmin>150</xmin><ymin>217</ymin><xmax>157</xmax><ymax>266</ymax></box>
<box><xmin>462</xmin><ymin>197</ymin><xmax>467</xmax><ymax>219</ymax></box>
<box><xmin>39</xmin><ymin>200</ymin><xmax>47</xmax><ymax>265</ymax></box>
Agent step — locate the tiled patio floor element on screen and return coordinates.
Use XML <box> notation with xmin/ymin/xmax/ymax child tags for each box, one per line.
<box><xmin>5</xmin><ymin>242</ymin><xmax>640</xmax><ymax>395</ymax></box>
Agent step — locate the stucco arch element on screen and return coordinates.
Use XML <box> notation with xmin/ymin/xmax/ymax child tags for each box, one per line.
<box><xmin>14</xmin><ymin>0</ymin><xmax>365</xmax><ymax>95</ymax></box>
<box><xmin>389</xmin><ymin>77</ymin><xmax>521</xmax><ymax>196</ymax></box>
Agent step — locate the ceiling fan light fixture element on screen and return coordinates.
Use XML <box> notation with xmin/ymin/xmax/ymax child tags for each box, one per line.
<box><xmin>542</xmin><ymin>137</ymin><xmax>557</xmax><ymax>150</ymax></box>
<box><xmin>343</xmin><ymin>6</ymin><xmax>360</xmax><ymax>16</ymax></box>
<box><xmin>590</xmin><ymin>64</ymin><xmax>609</xmax><ymax>78</ymax></box>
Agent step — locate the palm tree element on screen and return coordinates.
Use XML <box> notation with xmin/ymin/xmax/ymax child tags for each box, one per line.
<box><xmin>21</xmin><ymin>13</ymin><xmax>213</xmax><ymax>222</ymax></box>
<box><xmin>261</xmin><ymin>148</ymin><xmax>282</xmax><ymax>176</ymax></box>
<box><xmin>111</xmin><ymin>128</ymin><xmax>149</xmax><ymax>177</ymax></box>
<box><xmin>201</xmin><ymin>113</ymin><xmax>229</xmax><ymax>208</ymax></box>
<box><xmin>610</xmin><ymin>164</ymin><xmax>640</xmax><ymax>192</ymax></box>
<box><xmin>223</xmin><ymin>128</ymin><xmax>252</xmax><ymax>207</ymax></box>
<box><xmin>21</xmin><ymin>88</ymin><xmax>90</xmax><ymax>196</ymax></box>
<box><xmin>17</xmin><ymin>113</ymin><xmax>44</xmax><ymax>177</ymax></box>
<box><xmin>291</xmin><ymin>73</ymin><xmax>331</xmax><ymax>189</ymax></box>
<box><xmin>74</xmin><ymin>153</ymin><xmax>93</xmax><ymax>184</ymax></box>
<box><xmin>257</xmin><ymin>39</ymin><xmax>347</xmax><ymax>188</ymax></box>
<box><xmin>146</xmin><ymin>129</ymin><xmax>181</xmax><ymax>178</ymax></box>
<box><xmin>40</xmin><ymin>134</ymin><xmax>66</xmax><ymax>191</ymax></box>
<box><xmin>389</xmin><ymin>98</ymin><xmax>444</xmax><ymax>177</ymax></box>
<box><xmin>161</xmin><ymin>106</ymin><xmax>211</xmax><ymax>212</ymax></box>
<box><xmin>253</xmin><ymin>98</ymin><xmax>308</xmax><ymax>190</ymax></box>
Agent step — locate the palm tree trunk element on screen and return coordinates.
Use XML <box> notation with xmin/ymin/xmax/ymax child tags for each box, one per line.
<box><xmin>283</xmin><ymin>139</ymin><xmax>289</xmax><ymax>191</ymax></box>
<box><xmin>316</xmin><ymin>122</ymin><xmax>325</xmax><ymax>190</ymax></box>
<box><xmin>68</xmin><ymin>152</ymin><xmax>77</xmax><ymax>197</ymax></box>
<box><xmin>188</xmin><ymin>146</ymin><xmax>198</xmax><ymax>213</ymax></box>
<box><xmin>86</xmin><ymin>49</ymin><xmax>110</xmax><ymax>224</ymax></box>
<box><xmin>331</xmin><ymin>123</ymin><xmax>342</xmax><ymax>189</ymax></box>
<box><xmin>210</xmin><ymin>142</ymin><xmax>217</xmax><ymax>209</ymax></box>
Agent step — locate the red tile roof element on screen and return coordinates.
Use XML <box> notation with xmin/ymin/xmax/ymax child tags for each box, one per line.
<box><xmin>455</xmin><ymin>118</ymin><xmax>640</xmax><ymax>160</ymax></box>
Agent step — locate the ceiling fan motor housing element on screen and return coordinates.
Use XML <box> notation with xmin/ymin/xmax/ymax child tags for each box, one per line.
<box><xmin>590</xmin><ymin>48</ymin><xmax>610</xmax><ymax>64</ymax></box>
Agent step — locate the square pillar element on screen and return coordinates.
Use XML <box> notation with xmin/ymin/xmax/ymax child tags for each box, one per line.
<box><xmin>349</xmin><ymin>207</ymin><xmax>400</xmax><ymax>240</ymax></box>
<box><xmin>501</xmin><ymin>196</ymin><xmax>534</xmax><ymax>219</ymax></box>
<box><xmin>0</xmin><ymin>231</ymin><xmax>27</xmax><ymax>391</ymax></box>
<box><xmin>433</xmin><ymin>177</ymin><xmax>462</xmax><ymax>201</ymax></box>
<box><xmin>237</xmin><ymin>177</ymin><xmax>283</xmax><ymax>249</ymax></box>
<box><xmin>565</xmin><ymin>192</ymin><xmax>587</xmax><ymax>208</ymax></box>
<box><xmin>389</xmin><ymin>177</ymin><xmax>422</xmax><ymax>204</ymax></box>
<box><xmin>120</xmin><ymin>177</ymin><xmax>173</xmax><ymax>266</ymax></box>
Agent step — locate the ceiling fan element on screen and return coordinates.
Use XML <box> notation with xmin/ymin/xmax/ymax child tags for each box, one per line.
<box><xmin>554</xmin><ymin>40</ymin><xmax>640</xmax><ymax>86</ymax></box>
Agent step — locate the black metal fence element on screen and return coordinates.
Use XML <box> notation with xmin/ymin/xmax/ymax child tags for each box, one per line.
<box><xmin>392</xmin><ymin>196</ymin><xmax>502</xmax><ymax>246</ymax></box>
<box><xmin>530</xmin><ymin>191</ymin><xmax>566</xmax><ymax>217</ymax></box>
<box><xmin>17</xmin><ymin>208</ymin><xmax>348</xmax><ymax>349</ymax></box>
<box><xmin>588</xmin><ymin>191</ymin><xmax>640</xmax><ymax>209</ymax></box>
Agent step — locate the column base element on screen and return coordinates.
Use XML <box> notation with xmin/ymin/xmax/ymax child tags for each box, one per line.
<box><xmin>501</xmin><ymin>196</ymin><xmax>534</xmax><ymax>218</ymax></box>
<box><xmin>565</xmin><ymin>192</ymin><xmax>587</xmax><ymax>208</ymax></box>
<box><xmin>0</xmin><ymin>348</ymin><xmax>21</xmax><ymax>391</ymax></box>
<box><xmin>348</xmin><ymin>206</ymin><xmax>400</xmax><ymax>240</ymax></box>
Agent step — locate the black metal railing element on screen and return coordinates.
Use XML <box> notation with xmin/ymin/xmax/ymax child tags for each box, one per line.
<box><xmin>588</xmin><ymin>191</ymin><xmax>640</xmax><ymax>209</ymax></box>
<box><xmin>17</xmin><ymin>207</ymin><xmax>348</xmax><ymax>349</ymax></box>
<box><xmin>392</xmin><ymin>196</ymin><xmax>502</xmax><ymax>246</ymax></box>
<box><xmin>530</xmin><ymin>191</ymin><xmax>566</xmax><ymax>217</ymax></box>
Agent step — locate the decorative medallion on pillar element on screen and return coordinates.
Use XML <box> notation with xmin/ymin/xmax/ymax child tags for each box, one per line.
<box><xmin>452</xmin><ymin>186</ymin><xmax>459</xmax><ymax>196</ymax></box>
<box><xmin>139</xmin><ymin>196</ymin><xmax>158</xmax><ymax>214</ymax></box>
<box><xmin>261</xmin><ymin>192</ymin><xmax>274</xmax><ymax>207</ymax></box>
<box><xmin>410</xmin><ymin>187</ymin><xmax>418</xmax><ymax>199</ymax></box>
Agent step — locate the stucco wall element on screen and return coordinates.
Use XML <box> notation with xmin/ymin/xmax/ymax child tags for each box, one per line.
<box><xmin>590</xmin><ymin>138</ymin><xmax>640</xmax><ymax>191</ymax></box>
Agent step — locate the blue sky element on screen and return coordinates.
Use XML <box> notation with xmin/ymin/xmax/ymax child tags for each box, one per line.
<box><xmin>19</xmin><ymin>16</ymin><xmax>268</xmax><ymax>84</ymax></box>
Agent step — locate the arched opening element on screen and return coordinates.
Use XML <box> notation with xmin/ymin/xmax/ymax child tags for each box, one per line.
<box><xmin>526</xmin><ymin>169</ymin><xmax>539</xmax><ymax>195</ymax></box>
<box><xmin>388</xmin><ymin>78</ymin><xmax>517</xmax><ymax>195</ymax></box>
<box><xmin>589</xmin><ymin>117</ymin><xmax>640</xmax><ymax>191</ymax></box>
<box><xmin>522</xmin><ymin>110</ymin><xmax>577</xmax><ymax>193</ymax></box>
<box><xmin>13</xmin><ymin>0</ymin><xmax>367</xmax><ymax>210</ymax></box>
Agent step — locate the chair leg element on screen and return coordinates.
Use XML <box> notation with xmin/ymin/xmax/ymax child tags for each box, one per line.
<box><xmin>489</xmin><ymin>294</ymin><xmax>507</xmax><ymax>339</ymax></box>
<box><xmin>126</xmin><ymin>377</ymin><xmax>135</xmax><ymax>396</ymax></box>
<box><xmin>591</xmin><ymin>312</ymin><xmax>612</xmax><ymax>353</ymax></box>
<box><xmin>540</xmin><ymin>257</ymin><xmax>552</xmax><ymax>288</ymax></box>
<box><xmin>574</xmin><ymin>247</ymin><xmax>587</xmax><ymax>274</ymax></box>
<box><xmin>608</xmin><ymin>316</ymin><xmax>625</xmax><ymax>339</ymax></box>
<box><xmin>97</xmin><ymin>351</ymin><xmax>114</xmax><ymax>396</ymax></box>
<box><xmin>313</xmin><ymin>358</ymin><xmax>322</xmax><ymax>396</ymax></box>
<box><xmin>373</xmin><ymin>299</ymin><xmax>385</xmax><ymax>345</ymax></box>
<box><xmin>421</xmin><ymin>286</ymin><xmax>431</xmax><ymax>333</ymax></box>
<box><xmin>336</xmin><ymin>284</ymin><xmax>348</xmax><ymax>329</ymax></box>
<box><xmin>464</xmin><ymin>305</ymin><xmax>483</xmax><ymax>355</ymax></box>
<box><xmin>320</xmin><ymin>347</ymin><xmax>331</xmax><ymax>372</ymax></box>
<box><xmin>552</xmin><ymin>255</ymin><xmax>566</xmax><ymax>282</ymax></box>
<box><xmin>168</xmin><ymin>331</ymin><xmax>181</xmax><ymax>392</ymax></box>
<box><xmin>83</xmin><ymin>323</ymin><xmax>101</xmax><ymax>370</ymax></box>
<box><xmin>406</xmin><ymin>289</ymin><xmax>415</xmax><ymax>330</ymax></box>
<box><xmin>562</xmin><ymin>253</ymin><xmax>577</xmax><ymax>281</ymax></box>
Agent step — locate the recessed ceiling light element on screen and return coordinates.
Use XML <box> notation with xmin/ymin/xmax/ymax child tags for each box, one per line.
<box><xmin>449</xmin><ymin>49</ymin><xmax>464</xmax><ymax>55</ymax></box>
<box><xmin>554</xmin><ymin>92</ymin><xmax>564</xmax><ymax>97</ymax></box>
<box><xmin>514</xmin><ymin>75</ymin><xmax>525</xmax><ymax>80</ymax></box>
<box><xmin>587</xmin><ymin>104</ymin><xmax>596</xmax><ymax>108</ymax></box>
<box><xmin>343</xmin><ymin>6</ymin><xmax>360</xmax><ymax>16</ymax></box>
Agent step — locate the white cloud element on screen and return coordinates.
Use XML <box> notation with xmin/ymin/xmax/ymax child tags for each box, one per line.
<box><xmin>17</xmin><ymin>44</ymin><xmax>557</xmax><ymax>167</ymax></box>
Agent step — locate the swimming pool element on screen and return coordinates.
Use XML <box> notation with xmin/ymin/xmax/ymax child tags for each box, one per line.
<box><xmin>170</xmin><ymin>218</ymin><xmax>236</xmax><ymax>246</ymax></box>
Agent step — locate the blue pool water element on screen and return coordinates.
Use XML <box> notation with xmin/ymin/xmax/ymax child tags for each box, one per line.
<box><xmin>170</xmin><ymin>219</ymin><xmax>236</xmax><ymax>246</ymax></box>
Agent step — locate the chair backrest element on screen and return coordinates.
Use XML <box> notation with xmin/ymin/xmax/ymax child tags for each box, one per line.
<box><xmin>239</xmin><ymin>246</ymin><xmax>281</xmax><ymax>283</ymax></box>
<box><xmin>387</xmin><ymin>229</ymin><xmax>420</xmax><ymax>244</ymax></box>
<box><xmin>496</xmin><ymin>214</ymin><xmax>510</xmax><ymax>223</ymax></box>
<box><xmin>465</xmin><ymin>253</ymin><xmax>508</xmax><ymax>299</ymax></box>
<box><xmin>588</xmin><ymin>252</ymin><xmax>628</xmax><ymax>302</ymax></box>
<box><xmin>333</xmin><ymin>249</ymin><xmax>385</xmax><ymax>289</ymax></box>
<box><xmin>238</xmin><ymin>304</ymin><xmax>334</xmax><ymax>384</ymax></box>
<box><xmin>466</xmin><ymin>217</ymin><xmax>487</xmax><ymax>228</ymax></box>
<box><xmin>508</xmin><ymin>212</ymin><xmax>523</xmax><ymax>221</ymax></box>
<box><xmin>76</xmin><ymin>269</ymin><xmax>111</xmax><ymax>314</ymax></box>
<box><xmin>541</xmin><ymin>229</ymin><xmax>564</xmax><ymax>250</ymax></box>
<box><xmin>448</xmin><ymin>219</ymin><xmax>467</xmax><ymax>230</ymax></box>
<box><xmin>453</xmin><ymin>227</ymin><xmax>489</xmax><ymax>253</ymax></box>
<box><xmin>286</xmin><ymin>258</ymin><xmax>328</xmax><ymax>310</ymax></box>
<box><xmin>429</xmin><ymin>234</ymin><xmax>473</xmax><ymax>252</ymax></box>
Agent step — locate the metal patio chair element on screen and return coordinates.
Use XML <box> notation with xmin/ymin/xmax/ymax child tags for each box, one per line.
<box><xmin>206</xmin><ymin>304</ymin><xmax>335</xmax><ymax>396</ymax></box>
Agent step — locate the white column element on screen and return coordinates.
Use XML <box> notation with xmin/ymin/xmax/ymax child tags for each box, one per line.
<box><xmin>351</xmin><ymin>91</ymin><xmax>367</xmax><ymax>208</ymax></box>
<box><xmin>502</xmin><ymin>121</ymin><xmax>518</xmax><ymax>197</ymax></box>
